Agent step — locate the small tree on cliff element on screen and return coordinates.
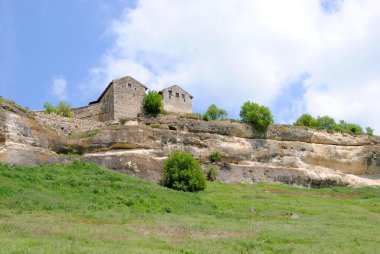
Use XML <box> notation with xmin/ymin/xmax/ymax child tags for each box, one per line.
<box><xmin>239</xmin><ymin>101</ymin><xmax>273</xmax><ymax>132</ymax></box>
<box><xmin>163</xmin><ymin>151</ymin><xmax>206</xmax><ymax>192</ymax></box>
<box><xmin>143</xmin><ymin>90</ymin><xmax>163</xmax><ymax>114</ymax></box>
<box><xmin>203</xmin><ymin>104</ymin><xmax>228</xmax><ymax>120</ymax></box>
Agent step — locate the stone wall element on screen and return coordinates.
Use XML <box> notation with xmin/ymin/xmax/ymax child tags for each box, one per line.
<box><xmin>113</xmin><ymin>77</ymin><xmax>146</xmax><ymax>120</ymax></box>
<box><xmin>161</xmin><ymin>85</ymin><xmax>192</xmax><ymax>113</ymax></box>
<box><xmin>34</xmin><ymin>111</ymin><xmax>104</xmax><ymax>135</ymax></box>
<box><xmin>72</xmin><ymin>84</ymin><xmax>114</xmax><ymax>121</ymax></box>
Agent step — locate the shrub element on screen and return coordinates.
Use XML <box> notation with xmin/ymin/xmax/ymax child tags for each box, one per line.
<box><xmin>294</xmin><ymin>114</ymin><xmax>316</xmax><ymax>127</ymax></box>
<box><xmin>366</xmin><ymin>127</ymin><xmax>374</xmax><ymax>135</ymax></box>
<box><xmin>163</xmin><ymin>151</ymin><xmax>206</xmax><ymax>192</ymax></box>
<box><xmin>334</xmin><ymin>120</ymin><xmax>363</xmax><ymax>135</ymax></box>
<box><xmin>210</xmin><ymin>151</ymin><xmax>221</xmax><ymax>162</ymax></box>
<box><xmin>315</xmin><ymin>116</ymin><xmax>336</xmax><ymax>131</ymax></box>
<box><xmin>239</xmin><ymin>101</ymin><xmax>273</xmax><ymax>132</ymax></box>
<box><xmin>203</xmin><ymin>104</ymin><xmax>227</xmax><ymax>120</ymax></box>
<box><xmin>207</xmin><ymin>166</ymin><xmax>219</xmax><ymax>181</ymax></box>
<box><xmin>43</xmin><ymin>101</ymin><xmax>73</xmax><ymax>118</ymax></box>
<box><xmin>43</xmin><ymin>102</ymin><xmax>56</xmax><ymax>114</ymax></box>
<box><xmin>294</xmin><ymin>114</ymin><xmax>365</xmax><ymax>135</ymax></box>
<box><xmin>143</xmin><ymin>90</ymin><xmax>163</xmax><ymax>114</ymax></box>
<box><xmin>57</xmin><ymin>101</ymin><xmax>73</xmax><ymax>118</ymax></box>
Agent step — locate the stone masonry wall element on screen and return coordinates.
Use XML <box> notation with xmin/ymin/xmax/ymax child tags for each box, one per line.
<box><xmin>73</xmin><ymin>84</ymin><xmax>114</xmax><ymax>122</ymax></box>
<box><xmin>34</xmin><ymin>111</ymin><xmax>104</xmax><ymax>135</ymax></box>
<box><xmin>161</xmin><ymin>86</ymin><xmax>192</xmax><ymax>113</ymax></box>
<box><xmin>72</xmin><ymin>104</ymin><xmax>103</xmax><ymax>121</ymax></box>
<box><xmin>113</xmin><ymin>77</ymin><xmax>146</xmax><ymax>120</ymax></box>
<box><xmin>99</xmin><ymin>84</ymin><xmax>114</xmax><ymax>121</ymax></box>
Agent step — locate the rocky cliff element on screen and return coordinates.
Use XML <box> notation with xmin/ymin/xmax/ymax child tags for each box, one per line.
<box><xmin>1</xmin><ymin>100</ymin><xmax>379</xmax><ymax>187</ymax></box>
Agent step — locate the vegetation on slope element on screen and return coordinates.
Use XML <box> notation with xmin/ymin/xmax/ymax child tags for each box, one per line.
<box><xmin>0</xmin><ymin>161</ymin><xmax>379</xmax><ymax>253</ymax></box>
<box><xmin>44</xmin><ymin>101</ymin><xmax>73</xmax><ymax>118</ymax></box>
<box><xmin>294</xmin><ymin>113</ymin><xmax>374</xmax><ymax>135</ymax></box>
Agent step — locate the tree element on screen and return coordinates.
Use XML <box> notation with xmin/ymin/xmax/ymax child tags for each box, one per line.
<box><xmin>163</xmin><ymin>151</ymin><xmax>206</xmax><ymax>192</ymax></box>
<box><xmin>203</xmin><ymin>104</ymin><xmax>227</xmax><ymax>120</ymax></box>
<box><xmin>294</xmin><ymin>114</ymin><xmax>316</xmax><ymax>127</ymax></box>
<box><xmin>315</xmin><ymin>115</ymin><xmax>336</xmax><ymax>131</ymax></box>
<box><xmin>366</xmin><ymin>127</ymin><xmax>374</xmax><ymax>135</ymax></box>
<box><xmin>143</xmin><ymin>90</ymin><xmax>163</xmax><ymax>114</ymax></box>
<box><xmin>239</xmin><ymin>101</ymin><xmax>273</xmax><ymax>132</ymax></box>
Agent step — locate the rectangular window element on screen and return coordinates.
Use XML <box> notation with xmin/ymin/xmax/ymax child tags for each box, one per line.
<box><xmin>182</xmin><ymin>94</ymin><xmax>185</xmax><ymax>99</ymax></box>
<box><xmin>128</xmin><ymin>83</ymin><xmax>132</xmax><ymax>88</ymax></box>
<box><xmin>176</xmin><ymin>93</ymin><xmax>179</xmax><ymax>97</ymax></box>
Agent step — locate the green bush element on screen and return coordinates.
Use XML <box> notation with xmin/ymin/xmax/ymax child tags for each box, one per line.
<box><xmin>207</xmin><ymin>166</ymin><xmax>219</xmax><ymax>181</ymax></box>
<box><xmin>315</xmin><ymin>116</ymin><xmax>336</xmax><ymax>131</ymax></box>
<box><xmin>203</xmin><ymin>104</ymin><xmax>227</xmax><ymax>120</ymax></box>
<box><xmin>163</xmin><ymin>151</ymin><xmax>206</xmax><ymax>192</ymax></box>
<box><xmin>143</xmin><ymin>90</ymin><xmax>163</xmax><ymax>114</ymax></box>
<box><xmin>294</xmin><ymin>114</ymin><xmax>316</xmax><ymax>127</ymax></box>
<box><xmin>43</xmin><ymin>101</ymin><xmax>73</xmax><ymax>118</ymax></box>
<box><xmin>366</xmin><ymin>127</ymin><xmax>374</xmax><ymax>135</ymax></box>
<box><xmin>210</xmin><ymin>151</ymin><xmax>221</xmax><ymax>162</ymax></box>
<box><xmin>239</xmin><ymin>101</ymin><xmax>273</xmax><ymax>132</ymax></box>
<box><xmin>294</xmin><ymin>114</ymin><xmax>365</xmax><ymax>135</ymax></box>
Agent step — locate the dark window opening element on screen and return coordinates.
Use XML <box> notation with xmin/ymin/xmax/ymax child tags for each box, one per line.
<box><xmin>184</xmin><ymin>99</ymin><xmax>186</xmax><ymax>102</ymax></box>
<box><xmin>176</xmin><ymin>93</ymin><xmax>179</xmax><ymax>97</ymax></box>
<box><xmin>128</xmin><ymin>83</ymin><xmax>132</xmax><ymax>88</ymax></box>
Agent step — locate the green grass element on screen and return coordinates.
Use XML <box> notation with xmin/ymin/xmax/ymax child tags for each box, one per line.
<box><xmin>149</xmin><ymin>123</ymin><xmax>161</xmax><ymax>129</ymax></box>
<box><xmin>0</xmin><ymin>162</ymin><xmax>379</xmax><ymax>253</ymax></box>
<box><xmin>68</xmin><ymin>129</ymin><xmax>100</xmax><ymax>139</ymax></box>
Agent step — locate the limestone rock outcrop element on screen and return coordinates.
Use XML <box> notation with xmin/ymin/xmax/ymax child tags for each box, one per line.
<box><xmin>1</xmin><ymin>101</ymin><xmax>379</xmax><ymax>187</ymax></box>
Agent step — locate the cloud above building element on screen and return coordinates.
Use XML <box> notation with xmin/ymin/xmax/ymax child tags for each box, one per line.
<box><xmin>81</xmin><ymin>0</ymin><xmax>380</xmax><ymax>132</ymax></box>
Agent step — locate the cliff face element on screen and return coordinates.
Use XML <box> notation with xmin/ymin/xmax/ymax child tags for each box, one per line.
<box><xmin>1</xmin><ymin>103</ymin><xmax>379</xmax><ymax>187</ymax></box>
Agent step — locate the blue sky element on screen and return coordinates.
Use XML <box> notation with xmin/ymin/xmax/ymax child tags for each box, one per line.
<box><xmin>0</xmin><ymin>0</ymin><xmax>136</xmax><ymax>107</ymax></box>
<box><xmin>1</xmin><ymin>0</ymin><xmax>380</xmax><ymax>133</ymax></box>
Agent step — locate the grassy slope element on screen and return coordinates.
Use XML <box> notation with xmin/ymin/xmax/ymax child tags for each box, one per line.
<box><xmin>0</xmin><ymin>162</ymin><xmax>379</xmax><ymax>254</ymax></box>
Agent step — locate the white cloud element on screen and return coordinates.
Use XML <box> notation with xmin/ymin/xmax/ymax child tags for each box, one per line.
<box><xmin>80</xmin><ymin>0</ymin><xmax>380</xmax><ymax>133</ymax></box>
<box><xmin>51</xmin><ymin>76</ymin><xmax>67</xmax><ymax>101</ymax></box>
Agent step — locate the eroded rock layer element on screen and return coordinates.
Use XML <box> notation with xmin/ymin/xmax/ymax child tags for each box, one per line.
<box><xmin>1</xmin><ymin>104</ymin><xmax>379</xmax><ymax>187</ymax></box>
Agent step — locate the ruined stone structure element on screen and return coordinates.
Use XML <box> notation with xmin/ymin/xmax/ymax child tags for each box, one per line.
<box><xmin>159</xmin><ymin>85</ymin><xmax>193</xmax><ymax>114</ymax></box>
<box><xmin>72</xmin><ymin>76</ymin><xmax>193</xmax><ymax>122</ymax></box>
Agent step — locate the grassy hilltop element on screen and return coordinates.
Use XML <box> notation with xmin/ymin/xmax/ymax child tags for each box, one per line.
<box><xmin>0</xmin><ymin>161</ymin><xmax>379</xmax><ymax>253</ymax></box>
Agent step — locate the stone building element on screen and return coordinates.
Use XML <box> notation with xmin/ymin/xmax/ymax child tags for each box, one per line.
<box><xmin>73</xmin><ymin>76</ymin><xmax>148</xmax><ymax>121</ymax></box>
<box><xmin>72</xmin><ymin>76</ymin><xmax>193</xmax><ymax>122</ymax></box>
<box><xmin>159</xmin><ymin>85</ymin><xmax>193</xmax><ymax>114</ymax></box>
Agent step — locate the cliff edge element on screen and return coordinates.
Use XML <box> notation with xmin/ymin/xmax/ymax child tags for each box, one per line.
<box><xmin>1</xmin><ymin>100</ymin><xmax>379</xmax><ymax>187</ymax></box>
